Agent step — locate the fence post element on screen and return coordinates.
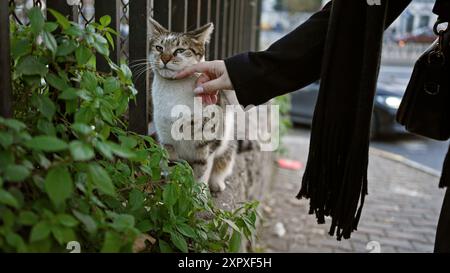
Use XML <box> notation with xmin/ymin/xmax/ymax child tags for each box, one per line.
<box><xmin>95</xmin><ymin>0</ymin><xmax>120</xmax><ymax>72</ymax></box>
<box><xmin>0</xmin><ymin>0</ymin><xmax>12</xmax><ymax>118</ymax></box>
<box><xmin>171</xmin><ymin>0</ymin><xmax>186</xmax><ymax>32</ymax></box>
<box><xmin>153</xmin><ymin>0</ymin><xmax>169</xmax><ymax>29</ymax></box>
<box><xmin>47</xmin><ymin>0</ymin><xmax>76</xmax><ymax>22</ymax></box>
<box><xmin>128</xmin><ymin>0</ymin><xmax>149</xmax><ymax>135</ymax></box>
<box><xmin>254</xmin><ymin>0</ymin><xmax>262</xmax><ymax>51</ymax></box>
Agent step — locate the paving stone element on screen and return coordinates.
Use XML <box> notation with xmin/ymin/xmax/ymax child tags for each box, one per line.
<box><xmin>258</xmin><ymin>131</ymin><xmax>445</xmax><ymax>253</ymax></box>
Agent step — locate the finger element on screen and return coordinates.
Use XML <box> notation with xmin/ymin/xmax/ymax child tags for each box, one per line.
<box><xmin>194</xmin><ymin>77</ymin><xmax>225</xmax><ymax>94</ymax></box>
<box><xmin>196</xmin><ymin>73</ymin><xmax>211</xmax><ymax>86</ymax></box>
<box><xmin>174</xmin><ymin>62</ymin><xmax>212</xmax><ymax>79</ymax></box>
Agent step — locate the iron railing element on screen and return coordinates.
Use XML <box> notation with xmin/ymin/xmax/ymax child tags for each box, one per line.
<box><xmin>1</xmin><ymin>0</ymin><xmax>262</xmax><ymax>134</ymax></box>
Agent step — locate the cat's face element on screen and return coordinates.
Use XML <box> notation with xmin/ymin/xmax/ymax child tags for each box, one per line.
<box><xmin>149</xmin><ymin>18</ymin><xmax>213</xmax><ymax>79</ymax></box>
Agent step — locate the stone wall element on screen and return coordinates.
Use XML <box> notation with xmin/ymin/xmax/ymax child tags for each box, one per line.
<box><xmin>213</xmin><ymin>141</ymin><xmax>274</xmax><ymax>211</ymax></box>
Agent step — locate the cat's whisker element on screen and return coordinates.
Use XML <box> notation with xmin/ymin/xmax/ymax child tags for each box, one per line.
<box><xmin>129</xmin><ymin>63</ymin><xmax>150</xmax><ymax>69</ymax></box>
<box><xmin>133</xmin><ymin>67</ymin><xmax>151</xmax><ymax>81</ymax></box>
<box><xmin>128</xmin><ymin>58</ymin><xmax>150</xmax><ymax>65</ymax></box>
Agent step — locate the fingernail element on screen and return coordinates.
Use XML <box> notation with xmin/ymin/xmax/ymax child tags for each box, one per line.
<box><xmin>194</xmin><ymin>86</ymin><xmax>204</xmax><ymax>94</ymax></box>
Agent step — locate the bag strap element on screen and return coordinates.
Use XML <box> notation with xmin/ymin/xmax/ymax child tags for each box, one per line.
<box><xmin>433</xmin><ymin>0</ymin><xmax>450</xmax><ymax>21</ymax></box>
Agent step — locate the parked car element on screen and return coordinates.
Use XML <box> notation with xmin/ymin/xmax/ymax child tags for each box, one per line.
<box><xmin>395</xmin><ymin>27</ymin><xmax>436</xmax><ymax>45</ymax></box>
<box><xmin>290</xmin><ymin>66</ymin><xmax>413</xmax><ymax>138</ymax></box>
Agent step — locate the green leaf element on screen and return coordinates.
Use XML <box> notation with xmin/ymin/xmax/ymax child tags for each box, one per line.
<box><xmin>99</xmin><ymin>15</ymin><xmax>111</xmax><ymax>27</ymax></box>
<box><xmin>28</xmin><ymin>7</ymin><xmax>45</xmax><ymax>35</ymax></box>
<box><xmin>73</xmin><ymin>210</ymin><xmax>97</xmax><ymax>234</ymax></box>
<box><xmin>101</xmin><ymin>231</ymin><xmax>122</xmax><ymax>253</ymax></box>
<box><xmin>42</xmin><ymin>31</ymin><xmax>57</xmax><ymax>56</ymax></box>
<box><xmin>30</xmin><ymin>221</ymin><xmax>51</xmax><ymax>242</ymax></box>
<box><xmin>228</xmin><ymin>230</ymin><xmax>242</xmax><ymax>252</ymax></box>
<box><xmin>11</xmin><ymin>39</ymin><xmax>32</xmax><ymax>59</ymax></box>
<box><xmin>56</xmin><ymin>40</ymin><xmax>77</xmax><ymax>56</ymax></box>
<box><xmin>25</xmin><ymin>136</ymin><xmax>68</xmax><ymax>152</ymax></box>
<box><xmin>6</xmin><ymin>232</ymin><xmax>27</xmax><ymax>252</ymax></box>
<box><xmin>16</xmin><ymin>56</ymin><xmax>48</xmax><ymax>76</ymax></box>
<box><xmin>0</xmin><ymin>151</ymin><xmax>15</xmax><ymax>171</ymax></box>
<box><xmin>4</xmin><ymin>165</ymin><xmax>30</xmax><ymax>182</ymax></box>
<box><xmin>0</xmin><ymin>189</ymin><xmax>19</xmax><ymax>208</ymax></box>
<box><xmin>100</xmin><ymin>106</ymin><xmax>114</xmax><ymax>124</ymax></box>
<box><xmin>105</xmin><ymin>32</ymin><xmax>115</xmax><ymax>50</ymax></box>
<box><xmin>59</xmin><ymin>88</ymin><xmax>78</xmax><ymax>100</ymax></box>
<box><xmin>128</xmin><ymin>189</ymin><xmax>144</xmax><ymax>211</ymax></box>
<box><xmin>71</xmin><ymin>123</ymin><xmax>93</xmax><ymax>135</ymax></box>
<box><xmin>221</xmin><ymin>218</ymin><xmax>240</xmax><ymax>232</ymax></box>
<box><xmin>44</xmin><ymin>22</ymin><xmax>58</xmax><ymax>33</ymax></box>
<box><xmin>0</xmin><ymin>118</ymin><xmax>26</xmax><ymax>131</ymax></box>
<box><xmin>93</xmin><ymin>34</ymin><xmax>109</xmax><ymax>56</ymax></box>
<box><xmin>44</xmin><ymin>167</ymin><xmax>73</xmax><ymax>207</ymax></box>
<box><xmin>170</xmin><ymin>231</ymin><xmax>188</xmax><ymax>253</ymax></box>
<box><xmin>0</xmin><ymin>132</ymin><xmax>13</xmax><ymax>148</ymax></box>
<box><xmin>88</xmin><ymin>164</ymin><xmax>116</xmax><ymax>196</ymax></box>
<box><xmin>64</xmin><ymin>25</ymin><xmax>83</xmax><ymax>36</ymax></box>
<box><xmin>136</xmin><ymin>220</ymin><xmax>152</xmax><ymax>232</ymax></box>
<box><xmin>119</xmin><ymin>135</ymin><xmax>138</xmax><ymax>149</ymax></box>
<box><xmin>48</xmin><ymin>9</ymin><xmax>70</xmax><ymax>30</ymax></box>
<box><xmin>103</xmin><ymin>77</ymin><xmax>120</xmax><ymax>93</ymax></box>
<box><xmin>176</xmin><ymin>223</ymin><xmax>196</xmax><ymax>239</ymax></box>
<box><xmin>46</xmin><ymin>73</ymin><xmax>69</xmax><ymax>91</ymax></box>
<box><xmin>163</xmin><ymin>183</ymin><xmax>178</xmax><ymax>206</ymax></box>
<box><xmin>81</xmin><ymin>71</ymin><xmax>98</xmax><ymax>92</ymax></box>
<box><xmin>56</xmin><ymin>214</ymin><xmax>78</xmax><ymax>227</ymax></box>
<box><xmin>37</xmin><ymin>119</ymin><xmax>56</xmax><ymax>136</ymax></box>
<box><xmin>93</xmin><ymin>140</ymin><xmax>114</xmax><ymax>160</ymax></box>
<box><xmin>111</xmin><ymin>214</ymin><xmax>135</xmax><ymax>232</ymax></box>
<box><xmin>120</xmin><ymin>64</ymin><xmax>132</xmax><ymax>80</ymax></box>
<box><xmin>159</xmin><ymin>239</ymin><xmax>173</xmax><ymax>253</ymax></box>
<box><xmin>108</xmin><ymin>142</ymin><xmax>136</xmax><ymax>159</ymax></box>
<box><xmin>51</xmin><ymin>226</ymin><xmax>76</xmax><ymax>244</ymax></box>
<box><xmin>69</xmin><ymin>140</ymin><xmax>95</xmax><ymax>161</ymax></box>
<box><xmin>37</xmin><ymin>96</ymin><xmax>56</xmax><ymax>120</ymax></box>
<box><xmin>76</xmin><ymin>46</ymin><xmax>93</xmax><ymax>66</ymax></box>
<box><xmin>18</xmin><ymin>211</ymin><xmax>39</xmax><ymax>226</ymax></box>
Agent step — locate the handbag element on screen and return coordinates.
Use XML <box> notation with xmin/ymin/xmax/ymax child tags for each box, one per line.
<box><xmin>396</xmin><ymin>11</ymin><xmax>450</xmax><ymax>140</ymax></box>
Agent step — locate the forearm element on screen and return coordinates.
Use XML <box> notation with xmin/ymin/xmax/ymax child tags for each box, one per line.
<box><xmin>225</xmin><ymin>3</ymin><xmax>332</xmax><ymax>107</ymax></box>
<box><xmin>224</xmin><ymin>0</ymin><xmax>411</xmax><ymax>107</ymax></box>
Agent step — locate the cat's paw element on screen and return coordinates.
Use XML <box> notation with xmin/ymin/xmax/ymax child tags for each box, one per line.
<box><xmin>209</xmin><ymin>179</ymin><xmax>226</xmax><ymax>192</ymax></box>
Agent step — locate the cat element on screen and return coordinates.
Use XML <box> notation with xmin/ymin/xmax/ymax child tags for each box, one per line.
<box><xmin>148</xmin><ymin>18</ymin><xmax>236</xmax><ymax>192</ymax></box>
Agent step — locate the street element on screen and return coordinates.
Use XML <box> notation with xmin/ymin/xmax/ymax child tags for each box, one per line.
<box><xmin>372</xmin><ymin>135</ymin><xmax>449</xmax><ymax>172</ymax></box>
<box><xmin>292</xmin><ymin>126</ymin><xmax>449</xmax><ymax>172</ymax></box>
<box><xmin>260</xmin><ymin>128</ymin><xmax>446</xmax><ymax>253</ymax></box>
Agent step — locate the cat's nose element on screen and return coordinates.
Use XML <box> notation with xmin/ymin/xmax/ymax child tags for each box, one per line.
<box><xmin>161</xmin><ymin>54</ymin><xmax>173</xmax><ymax>65</ymax></box>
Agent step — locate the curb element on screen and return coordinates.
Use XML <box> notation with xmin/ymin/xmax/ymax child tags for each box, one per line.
<box><xmin>369</xmin><ymin>147</ymin><xmax>441</xmax><ymax>178</ymax></box>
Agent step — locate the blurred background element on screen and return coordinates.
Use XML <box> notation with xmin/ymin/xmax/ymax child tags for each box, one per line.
<box><xmin>260</xmin><ymin>0</ymin><xmax>448</xmax><ymax>172</ymax></box>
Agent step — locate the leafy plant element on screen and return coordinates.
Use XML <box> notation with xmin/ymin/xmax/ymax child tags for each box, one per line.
<box><xmin>273</xmin><ymin>95</ymin><xmax>292</xmax><ymax>155</ymax></box>
<box><xmin>0</xmin><ymin>7</ymin><xmax>258</xmax><ymax>253</ymax></box>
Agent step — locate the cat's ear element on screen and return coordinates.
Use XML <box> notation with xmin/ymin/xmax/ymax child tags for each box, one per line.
<box><xmin>186</xmin><ymin>23</ymin><xmax>214</xmax><ymax>44</ymax></box>
<box><xmin>149</xmin><ymin>17</ymin><xmax>169</xmax><ymax>36</ymax></box>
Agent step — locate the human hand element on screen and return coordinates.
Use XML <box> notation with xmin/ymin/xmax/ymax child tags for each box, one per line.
<box><xmin>174</xmin><ymin>60</ymin><xmax>234</xmax><ymax>95</ymax></box>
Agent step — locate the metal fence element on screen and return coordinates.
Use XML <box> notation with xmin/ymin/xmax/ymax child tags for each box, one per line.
<box><xmin>1</xmin><ymin>0</ymin><xmax>262</xmax><ymax>134</ymax></box>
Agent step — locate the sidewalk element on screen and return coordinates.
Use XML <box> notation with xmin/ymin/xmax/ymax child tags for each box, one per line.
<box><xmin>258</xmin><ymin>130</ymin><xmax>446</xmax><ymax>253</ymax></box>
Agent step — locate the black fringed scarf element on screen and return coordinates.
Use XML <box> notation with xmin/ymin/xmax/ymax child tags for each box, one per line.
<box><xmin>297</xmin><ymin>0</ymin><xmax>411</xmax><ymax>240</ymax></box>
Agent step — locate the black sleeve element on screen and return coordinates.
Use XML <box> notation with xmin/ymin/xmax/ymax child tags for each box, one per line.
<box><xmin>224</xmin><ymin>0</ymin><xmax>411</xmax><ymax>107</ymax></box>
<box><xmin>224</xmin><ymin>3</ymin><xmax>332</xmax><ymax>107</ymax></box>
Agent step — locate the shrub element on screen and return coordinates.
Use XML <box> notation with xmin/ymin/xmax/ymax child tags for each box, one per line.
<box><xmin>0</xmin><ymin>7</ymin><xmax>258</xmax><ymax>253</ymax></box>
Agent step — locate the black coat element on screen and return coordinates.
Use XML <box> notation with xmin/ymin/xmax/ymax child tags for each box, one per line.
<box><xmin>224</xmin><ymin>0</ymin><xmax>449</xmax><ymax>252</ymax></box>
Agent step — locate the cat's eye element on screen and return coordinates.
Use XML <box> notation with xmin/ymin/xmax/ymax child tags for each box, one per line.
<box><xmin>174</xmin><ymin>48</ymin><xmax>186</xmax><ymax>55</ymax></box>
<box><xmin>155</xmin><ymin>45</ymin><xmax>163</xmax><ymax>52</ymax></box>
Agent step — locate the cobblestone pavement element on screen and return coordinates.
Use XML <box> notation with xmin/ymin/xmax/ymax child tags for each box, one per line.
<box><xmin>258</xmin><ymin>130</ymin><xmax>446</xmax><ymax>253</ymax></box>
